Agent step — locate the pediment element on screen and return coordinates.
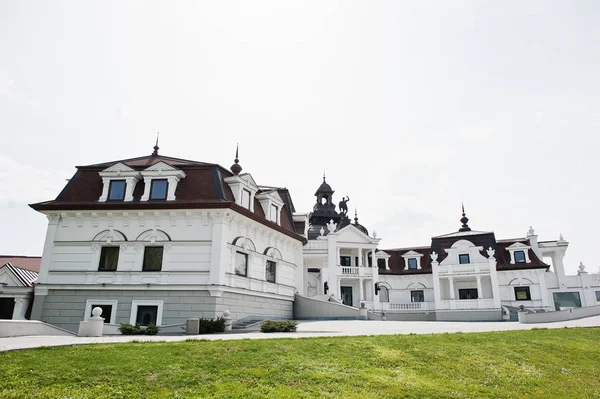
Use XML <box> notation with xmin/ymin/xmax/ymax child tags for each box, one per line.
<box><xmin>101</xmin><ymin>162</ymin><xmax>136</xmax><ymax>174</ymax></box>
<box><xmin>239</xmin><ymin>173</ymin><xmax>259</xmax><ymax>190</ymax></box>
<box><xmin>336</xmin><ymin>224</ymin><xmax>372</xmax><ymax>243</ymax></box>
<box><xmin>0</xmin><ymin>267</ymin><xmax>26</xmax><ymax>287</ymax></box>
<box><xmin>506</xmin><ymin>242</ymin><xmax>531</xmax><ymax>250</ymax></box>
<box><xmin>143</xmin><ymin>161</ymin><xmax>178</xmax><ymax>172</ymax></box>
<box><xmin>402</xmin><ymin>250</ymin><xmax>423</xmax><ymax>258</ymax></box>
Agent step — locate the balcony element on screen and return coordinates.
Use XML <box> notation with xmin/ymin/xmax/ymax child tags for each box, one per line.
<box><xmin>383</xmin><ymin>302</ymin><xmax>433</xmax><ymax>311</ymax></box>
<box><xmin>339</xmin><ymin>266</ymin><xmax>373</xmax><ymax>277</ymax></box>
<box><xmin>436</xmin><ymin>262</ymin><xmax>490</xmax><ymax>276</ymax></box>
<box><xmin>437</xmin><ymin>298</ymin><xmax>496</xmax><ymax>310</ymax></box>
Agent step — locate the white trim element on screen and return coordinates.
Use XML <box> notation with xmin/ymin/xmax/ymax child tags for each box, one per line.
<box><xmin>84</xmin><ymin>299</ymin><xmax>118</xmax><ymax>324</ymax></box>
<box><xmin>402</xmin><ymin>250</ymin><xmax>424</xmax><ymax>270</ymax></box>
<box><xmin>130</xmin><ymin>300</ymin><xmax>164</xmax><ymax>326</ymax></box>
<box><xmin>506</xmin><ymin>242</ymin><xmax>532</xmax><ymax>264</ymax></box>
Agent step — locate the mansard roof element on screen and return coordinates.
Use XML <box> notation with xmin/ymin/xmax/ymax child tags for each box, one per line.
<box><xmin>29</xmin><ymin>153</ymin><xmax>306</xmax><ymax>244</ymax></box>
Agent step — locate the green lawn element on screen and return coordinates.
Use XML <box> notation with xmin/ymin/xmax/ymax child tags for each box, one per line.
<box><xmin>1</xmin><ymin>328</ymin><xmax>599</xmax><ymax>398</ymax></box>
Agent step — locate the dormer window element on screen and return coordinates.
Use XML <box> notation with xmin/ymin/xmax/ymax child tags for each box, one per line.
<box><xmin>408</xmin><ymin>258</ymin><xmax>418</xmax><ymax>269</ymax></box>
<box><xmin>514</xmin><ymin>250</ymin><xmax>526</xmax><ymax>263</ymax></box>
<box><xmin>108</xmin><ymin>180</ymin><xmax>126</xmax><ymax>201</ymax></box>
<box><xmin>150</xmin><ymin>179</ymin><xmax>168</xmax><ymax>200</ymax></box>
<box><xmin>459</xmin><ymin>254</ymin><xmax>470</xmax><ymax>264</ymax></box>
<box><xmin>242</xmin><ymin>189</ymin><xmax>251</xmax><ymax>209</ymax></box>
<box><xmin>270</xmin><ymin>204</ymin><xmax>278</xmax><ymax>222</ymax></box>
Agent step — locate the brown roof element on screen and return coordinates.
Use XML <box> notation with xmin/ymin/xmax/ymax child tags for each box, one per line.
<box><xmin>30</xmin><ymin>154</ymin><xmax>306</xmax><ymax>244</ymax></box>
<box><xmin>0</xmin><ymin>256</ymin><xmax>41</xmax><ymax>273</ymax></box>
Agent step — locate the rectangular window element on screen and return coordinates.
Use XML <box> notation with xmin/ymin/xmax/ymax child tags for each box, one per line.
<box><xmin>150</xmin><ymin>179</ymin><xmax>168</xmax><ymax>200</ymax></box>
<box><xmin>241</xmin><ymin>189</ymin><xmax>251</xmax><ymax>209</ymax></box>
<box><xmin>553</xmin><ymin>292</ymin><xmax>582</xmax><ymax>310</ymax></box>
<box><xmin>98</xmin><ymin>247</ymin><xmax>119</xmax><ymax>271</ymax></box>
<box><xmin>411</xmin><ymin>290</ymin><xmax>424</xmax><ymax>303</ymax></box>
<box><xmin>408</xmin><ymin>258</ymin><xmax>418</xmax><ymax>269</ymax></box>
<box><xmin>136</xmin><ymin>305</ymin><xmax>158</xmax><ymax>326</ymax></box>
<box><xmin>265</xmin><ymin>260</ymin><xmax>276</xmax><ymax>283</ymax></box>
<box><xmin>514</xmin><ymin>286</ymin><xmax>531</xmax><ymax>301</ymax></box>
<box><xmin>90</xmin><ymin>304</ymin><xmax>113</xmax><ymax>324</ymax></box>
<box><xmin>270</xmin><ymin>204</ymin><xmax>278</xmax><ymax>222</ymax></box>
<box><xmin>459</xmin><ymin>254</ymin><xmax>470</xmax><ymax>264</ymax></box>
<box><xmin>108</xmin><ymin>180</ymin><xmax>126</xmax><ymax>201</ymax></box>
<box><xmin>596</xmin><ymin>291</ymin><xmax>600</xmax><ymax>302</ymax></box>
<box><xmin>340</xmin><ymin>256</ymin><xmax>351</xmax><ymax>266</ymax></box>
<box><xmin>307</xmin><ymin>268</ymin><xmax>320</xmax><ymax>273</ymax></box>
<box><xmin>235</xmin><ymin>252</ymin><xmax>248</xmax><ymax>277</ymax></box>
<box><xmin>459</xmin><ymin>288</ymin><xmax>478</xmax><ymax>299</ymax></box>
<box><xmin>142</xmin><ymin>247</ymin><xmax>164</xmax><ymax>271</ymax></box>
<box><xmin>514</xmin><ymin>250</ymin><xmax>526</xmax><ymax>263</ymax></box>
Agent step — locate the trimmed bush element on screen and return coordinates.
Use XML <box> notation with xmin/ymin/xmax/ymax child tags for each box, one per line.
<box><xmin>260</xmin><ymin>320</ymin><xmax>298</xmax><ymax>333</ymax></box>
<box><xmin>118</xmin><ymin>323</ymin><xmax>160</xmax><ymax>336</ymax></box>
<box><xmin>198</xmin><ymin>317</ymin><xmax>226</xmax><ymax>334</ymax></box>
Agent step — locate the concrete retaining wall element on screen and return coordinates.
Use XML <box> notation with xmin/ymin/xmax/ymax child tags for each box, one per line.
<box><xmin>38</xmin><ymin>289</ymin><xmax>293</xmax><ymax>333</ymax></box>
<box><xmin>294</xmin><ymin>294</ymin><xmax>360</xmax><ymax>320</ymax></box>
<box><xmin>436</xmin><ymin>310</ymin><xmax>502</xmax><ymax>321</ymax></box>
<box><xmin>0</xmin><ymin>320</ymin><xmax>76</xmax><ymax>337</ymax></box>
<box><xmin>518</xmin><ymin>304</ymin><xmax>600</xmax><ymax>324</ymax></box>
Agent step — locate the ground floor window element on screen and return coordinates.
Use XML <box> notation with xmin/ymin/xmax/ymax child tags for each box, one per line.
<box><xmin>84</xmin><ymin>300</ymin><xmax>118</xmax><ymax>324</ymax></box>
<box><xmin>341</xmin><ymin>286</ymin><xmax>353</xmax><ymax>306</ymax></box>
<box><xmin>235</xmin><ymin>252</ymin><xmax>248</xmax><ymax>277</ymax></box>
<box><xmin>596</xmin><ymin>291</ymin><xmax>600</xmax><ymax>302</ymax></box>
<box><xmin>411</xmin><ymin>290</ymin><xmax>424</xmax><ymax>303</ymax></box>
<box><xmin>379</xmin><ymin>286</ymin><xmax>389</xmax><ymax>302</ymax></box>
<box><xmin>0</xmin><ymin>298</ymin><xmax>15</xmax><ymax>319</ymax></box>
<box><xmin>130</xmin><ymin>300</ymin><xmax>163</xmax><ymax>326</ymax></box>
<box><xmin>265</xmin><ymin>260</ymin><xmax>276</xmax><ymax>283</ymax></box>
<box><xmin>514</xmin><ymin>286</ymin><xmax>531</xmax><ymax>301</ymax></box>
<box><xmin>458</xmin><ymin>288</ymin><xmax>478</xmax><ymax>300</ymax></box>
<box><xmin>90</xmin><ymin>304</ymin><xmax>113</xmax><ymax>324</ymax></box>
<box><xmin>553</xmin><ymin>292</ymin><xmax>581</xmax><ymax>310</ymax></box>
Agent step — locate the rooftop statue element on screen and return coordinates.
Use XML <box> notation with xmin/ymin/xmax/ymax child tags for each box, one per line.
<box><xmin>339</xmin><ymin>196</ymin><xmax>350</xmax><ymax>216</ymax></box>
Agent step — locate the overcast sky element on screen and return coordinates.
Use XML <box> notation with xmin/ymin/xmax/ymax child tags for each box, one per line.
<box><xmin>1</xmin><ymin>1</ymin><xmax>598</xmax><ymax>275</ymax></box>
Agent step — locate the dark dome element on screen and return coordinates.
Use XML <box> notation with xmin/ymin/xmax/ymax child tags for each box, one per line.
<box><xmin>317</xmin><ymin>181</ymin><xmax>333</xmax><ymax>193</ymax></box>
<box><xmin>354</xmin><ymin>223</ymin><xmax>369</xmax><ymax>236</ymax></box>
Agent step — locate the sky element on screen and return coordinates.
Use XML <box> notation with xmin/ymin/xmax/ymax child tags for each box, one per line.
<box><xmin>1</xmin><ymin>1</ymin><xmax>599</xmax><ymax>275</ymax></box>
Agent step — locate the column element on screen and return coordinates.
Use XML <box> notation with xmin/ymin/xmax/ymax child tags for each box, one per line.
<box><xmin>12</xmin><ymin>297</ymin><xmax>30</xmax><ymax>320</ymax></box>
<box><xmin>358</xmin><ymin>248</ymin><xmax>363</xmax><ymax>266</ymax></box>
<box><xmin>208</xmin><ymin>212</ymin><xmax>227</xmax><ymax>285</ymax></box>
<box><xmin>359</xmin><ymin>278</ymin><xmax>364</xmax><ymax>302</ymax></box>
<box><xmin>328</xmin><ymin>234</ymin><xmax>339</xmax><ymax>299</ymax></box>
<box><xmin>432</xmin><ymin>258</ymin><xmax>442</xmax><ymax>310</ymax></box>
<box><xmin>537</xmin><ymin>269</ymin><xmax>549</xmax><ymax>308</ymax></box>
<box><xmin>489</xmin><ymin>257</ymin><xmax>502</xmax><ymax>308</ymax></box>
<box><xmin>476</xmin><ymin>276</ymin><xmax>483</xmax><ymax>298</ymax></box>
<box><xmin>448</xmin><ymin>277</ymin><xmax>455</xmax><ymax>300</ymax></box>
<box><xmin>31</xmin><ymin>286</ymin><xmax>48</xmax><ymax>322</ymax></box>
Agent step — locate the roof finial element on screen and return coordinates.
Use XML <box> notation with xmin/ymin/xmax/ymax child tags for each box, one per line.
<box><xmin>459</xmin><ymin>203</ymin><xmax>471</xmax><ymax>232</ymax></box>
<box><xmin>231</xmin><ymin>143</ymin><xmax>242</xmax><ymax>175</ymax></box>
<box><xmin>323</xmin><ymin>170</ymin><xmax>326</xmax><ymax>182</ymax></box>
<box><xmin>152</xmin><ymin>132</ymin><xmax>160</xmax><ymax>156</ymax></box>
<box><xmin>354</xmin><ymin>208</ymin><xmax>358</xmax><ymax>223</ymax></box>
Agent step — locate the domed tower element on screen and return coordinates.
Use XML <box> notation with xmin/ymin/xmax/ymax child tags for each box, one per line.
<box><xmin>307</xmin><ymin>174</ymin><xmax>342</xmax><ymax>239</ymax></box>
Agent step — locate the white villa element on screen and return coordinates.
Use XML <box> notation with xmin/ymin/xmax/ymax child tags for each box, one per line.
<box><xmin>4</xmin><ymin>146</ymin><xmax>597</xmax><ymax>330</ymax></box>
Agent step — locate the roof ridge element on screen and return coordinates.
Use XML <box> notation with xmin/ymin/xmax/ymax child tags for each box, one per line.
<box><xmin>78</xmin><ymin>154</ymin><xmax>217</xmax><ymax>168</ymax></box>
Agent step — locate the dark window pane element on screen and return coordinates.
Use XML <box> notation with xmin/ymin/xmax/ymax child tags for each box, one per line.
<box><xmin>143</xmin><ymin>247</ymin><xmax>163</xmax><ymax>271</ymax></box>
<box><xmin>108</xmin><ymin>180</ymin><xmax>126</xmax><ymax>201</ymax></box>
<box><xmin>411</xmin><ymin>290</ymin><xmax>424</xmax><ymax>302</ymax></box>
<box><xmin>235</xmin><ymin>252</ymin><xmax>248</xmax><ymax>276</ymax></box>
<box><xmin>98</xmin><ymin>247</ymin><xmax>119</xmax><ymax>271</ymax></box>
<box><xmin>90</xmin><ymin>304</ymin><xmax>113</xmax><ymax>324</ymax></box>
<box><xmin>136</xmin><ymin>305</ymin><xmax>158</xmax><ymax>326</ymax></box>
<box><xmin>514</xmin><ymin>251</ymin><xmax>526</xmax><ymax>263</ymax></box>
<box><xmin>596</xmin><ymin>291</ymin><xmax>600</xmax><ymax>302</ymax></box>
<box><xmin>408</xmin><ymin>258</ymin><xmax>418</xmax><ymax>269</ymax></box>
<box><xmin>266</xmin><ymin>260</ymin><xmax>276</xmax><ymax>283</ymax></box>
<box><xmin>553</xmin><ymin>292</ymin><xmax>582</xmax><ymax>310</ymax></box>
<box><xmin>514</xmin><ymin>286</ymin><xmax>531</xmax><ymax>301</ymax></box>
<box><xmin>150</xmin><ymin>179</ymin><xmax>168</xmax><ymax>200</ymax></box>
<box><xmin>459</xmin><ymin>254</ymin><xmax>470</xmax><ymax>264</ymax></box>
<box><xmin>340</xmin><ymin>256</ymin><xmax>351</xmax><ymax>266</ymax></box>
<box><xmin>459</xmin><ymin>288</ymin><xmax>478</xmax><ymax>299</ymax></box>
<box><xmin>307</xmin><ymin>268</ymin><xmax>320</xmax><ymax>273</ymax></box>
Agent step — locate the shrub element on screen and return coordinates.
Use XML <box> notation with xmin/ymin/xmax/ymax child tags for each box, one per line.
<box><xmin>198</xmin><ymin>317</ymin><xmax>226</xmax><ymax>334</ymax></box>
<box><xmin>260</xmin><ymin>320</ymin><xmax>298</xmax><ymax>333</ymax></box>
<box><xmin>118</xmin><ymin>323</ymin><xmax>160</xmax><ymax>336</ymax></box>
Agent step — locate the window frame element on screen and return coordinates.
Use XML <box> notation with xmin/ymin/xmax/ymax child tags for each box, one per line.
<box><xmin>408</xmin><ymin>258</ymin><xmax>418</xmax><ymax>270</ymax></box>
<box><xmin>98</xmin><ymin>246</ymin><xmax>120</xmax><ymax>272</ymax></box>
<box><xmin>270</xmin><ymin>204</ymin><xmax>278</xmax><ymax>222</ymax></box>
<box><xmin>241</xmin><ymin>189</ymin><xmax>251</xmax><ymax>209</ymax></box>
<box><xmin>514</xmin><ymin>286</ymin><xmax>531</xmax><ymax>301</ymax></box>
<box><xmin>596</xmin><ymin>291</ymin><xmax>600</xmax><ymax>302</ymax></box>
<box><xmin>107</xmin><ymin>180</ymin><xmax>126</xmax><ymax>201</ymax></box>
<box><xmin>84</xmin><ymin>299</ymin><xmax>118</xmax><ymax>324</ymax></box>
<box><xmin>514</xmin><ymin>250</ymin><xmax>526</xmax><ymax>263</ymax></box>
<box><xmin>235</xmin><ymin>251</ymin><xmax>248</xmax><ymax>277</ymax></box>
<box><xmin>142</xmin><ymin>246</ymin><xmax>164</xmax><ymax>272</ymax></box>
<box><xmin>265</xmin><ymin>260</ymin><xmax>276</xmax><ymax>283</ymax></box>
<box><xmin>130</xmin><ymin>300</ymin><xmax>163</xmax><ymax>326</ymax></box>
<box><xmin>340</xmin><ymin>256</ymin><xmax>351</xmax><ymax>266</ymax></box>
<box><xmin>379</xmin><ymin>286</ymin><xmax>390</xmax><ymax>302</ymax></box>
<box><xmin>459</xmin><ymin>254</ymin><xmax>470</xmax><ymax>265</ymax></box>
<box><xmin>458</xmin><ymin>288</ymin><xmax>478</xmax><ymax>300</ymax></box>
<box><xmin>411</xmin><ymin>290</ymin><xmax>425</xmax><ymax>303</ymax></box>
<box><xmin>149</xmin><ymin>179</ymin><xmax>169</xmax><ymax>200</ymax></box>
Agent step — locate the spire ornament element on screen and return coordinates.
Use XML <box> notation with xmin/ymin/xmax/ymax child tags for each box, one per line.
<box><xmin>152</xmin><ymin>133</ymin><xmax>160</xmax><ymax>156</ymax></box>
<box><xmin>230</xmin><ymin>143</ymin><xmax>242</xmax><ymax>175</ymax></box>
<box><xmin>459</xmin><ymin>203</ymin><xmax>471</xmax><ymax>232</ymax></box>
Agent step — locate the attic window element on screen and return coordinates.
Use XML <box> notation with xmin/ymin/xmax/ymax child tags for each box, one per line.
<box><xmin>108</xmin><ymin>180</ymin><xmax>126</xmax><ymax>201</ymax></box>
<box><xmin>459</xmin><ymin>254</ymin><xmax>470</xmax><ymax>264</ymax></box>
<box><xmin>241</xmin><ymin>189</ymin><xmax>251</xmax><ymax>209</ymax></box>
<box><xmin>408</xmin><ymin>258</ymin><xmax>418</xmax><ymax>270</ymax></box>
<box><xmin>270</xmin><ymin>204</ymin><xmax>278</xmax><ymax>223</ymax></box>
<box><xmin>514</xmin><ymin>251</ymin><xmax>526</xmax><ymax>263</ymax></box>
<box><xmin>150</xmin><ymin>180</ymin><xmax>168</xmax><ymax>200</ymax></box>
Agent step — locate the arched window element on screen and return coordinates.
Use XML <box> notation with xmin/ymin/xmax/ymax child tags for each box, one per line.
<box><xmin>379</xmin><ymin>286</ymin><xmax>389</xmax><ymax>302</ymax></box>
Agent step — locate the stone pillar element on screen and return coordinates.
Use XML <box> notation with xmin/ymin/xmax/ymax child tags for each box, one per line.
<box><xmin>358</xmin><ymin>248</ymin><xmax>363</xmax><ymax>266</ymax></box>
<box><xmin>537</xmin><ymin>268</ymin><xmax>550</xmax><ymax>308</ymax></box>
<box><xmin>209</xmin><ymin>212</ymin><xmax>227</xmax><ymax>285</ymax></box>
<box><xmin>31</xmin><ymin>286</ymin><xmax>48</xmax><ymax>322</ymax></box>
<box><xmin>186</xmin><ymin>318</ymin><xmax>200</xmax><ymax>335</ymax></box>
<box><xmin>448</xmin><ymin>277</ymin><xmax>455</xmax><ymax>300</ymax></box>
<box><xmin>553</xmin><ymin>249</ymin><xmax>568</xmax><ymax>288</ymax></box>
<box><xmin>476</xmin><ymin>275</ymin><xmax>483</xmax><ymax>299</ymax></box>
<box><xmin>431</xmin><ymin>255</ymin><xmax>442</xmax><ymax>310</ymax></box>
<box><xmin>327</xmin><ymin>234</ymin><xmax>339</xmax><ymax>299</ymax></box>
<box><xmin>489</xmin><ymin>257</ymin><xmax>502</xmax><ymax>308</ymax></box>
<box><xmin>78</xmin><ymin>307</ymin><xmax>104</xmax><ymax>337</ymax></box>
<box><xmin>223</xmin><ymin>310</ymin><xmax>233</xmax><ymax>331</ymax></box>
<box><xmin>359</xmin><ymin>278</ymin><xmax>364</xmax><ymax>301</ymax></box>
<box><xmin>12</xmin><ymin>297</ymin><xmax>29</xmax><ymax>320</ymax></box>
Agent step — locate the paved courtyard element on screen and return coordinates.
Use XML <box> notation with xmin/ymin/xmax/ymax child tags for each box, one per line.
<box><xmin>1</xmin><ymin>316</ymin><xmax>599</xmax><ymax>352</ymax></box>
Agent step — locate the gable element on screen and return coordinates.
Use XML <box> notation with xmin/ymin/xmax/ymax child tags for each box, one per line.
<box><xmin>336</xmin><ymin>224</ymin><xmax>373</xmax><ymax>244</ymax></box>
<box><xmin>102</xmin><ymin>162</ymin><xmax>136</xmax><ymax>173</ymax></box>
<box><xmin>143</xmin><ymin>161</ymin><xmax>179</xmax><ymax>172</ymax></box>
<box><xmin>0</xmin><ymin>266</ymin><xmax>27</xmax><ymax>287</ymax></box>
